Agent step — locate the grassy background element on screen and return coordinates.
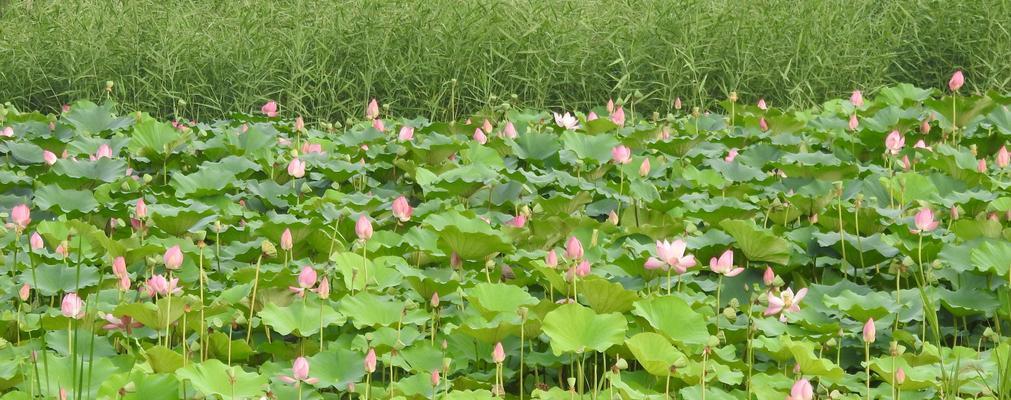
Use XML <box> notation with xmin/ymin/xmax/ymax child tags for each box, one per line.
<box><xmin>1</xmin><ymin>0</ymin><xmax>1009</xmax><ymax>121</ymax></box>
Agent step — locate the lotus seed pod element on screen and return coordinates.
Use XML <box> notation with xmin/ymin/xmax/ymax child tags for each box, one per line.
<box><xmin>829</xmin><ymin>389</ymin><xmax>842</xmax><ymax>399</ymax></box>
<box><xmin>684</xmin><ymin>223</ymin><xmax>698</xmax><ymax>234</ymax></box>
<box><xmin>652</xmin><ymin>111</ymin><xmax>660</xmax><ymax>120</ymax></box>
<box><xmin>716</xmin><ymin>330</ymin><xmax>726</xmax><ymax>343</ymax></box>
<box><xmin>615</xmin><ymin>358</ymin><xmax>628</xmax><ymax>370</ymax></box>
<box><xmin>567</xmin><ymin>377</ymin><xmax>576</xmax><ymax>390</ymax></box>
<box><xmin>825</xmin><ymin>338</ymin><xmax>837</xmax><ymax>347</ymax></box>
<box><xmin>728</xmin><ymin>298</ymin><xmax>740</xmax><ymax>309</ymax></box>
<box><xmin>722</xmin><ymin>307</ymin><xmax>736</xmax><ymax>322</ymax></box>
<box><xmin>772</xmin><ymin>276</ymin><xmax>785</xmax><ymax>288</ymax></box>
<box><xmin>707</xmin><ymin>335</ymin><xmax>720</xmax><ymax>347</ymax></box>
<box><xmin>692</xmin><ymin>107</ymin><xmax>700</xmax><ymax>117</ymax></box>
<box><xmin>729</xmin><ymin>91</ymin><xmax>738</xmax><ymax>102</ymax></box>
<box><xmin>890</xmin><ymin>341</ymin><xmax>899</xmax><ymax>356</ymax></box>
<box><xmin>901</xmin><ymin>256</ymin><xmax>914</xmax><ymax>267</ymax></box>
<box><xmin>143</xmin><ymin>174</ymin><xmax>153</xmax><ymax>183</ymax></box>
<box><xmin>105</xmin><ymin>81</ymin><xmax>114</xmax><ymax>90</ymax></box>
<box><xmin>404</xmin><ymin>300</ymin><xmax>418</xmax><ymax>310</ymax></box>
<box><xmin>260</xmin><ymin>240</ymin><xmax>277</xmax><ymax>257</ymax></box>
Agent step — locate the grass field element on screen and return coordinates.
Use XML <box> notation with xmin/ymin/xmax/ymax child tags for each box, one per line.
<box><xmin>1</xmin><ymin>0</ymin><xmax>1010</xmax><ymax>121</ymax></box>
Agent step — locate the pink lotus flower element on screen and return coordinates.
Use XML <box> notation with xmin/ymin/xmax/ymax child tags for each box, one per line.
<box><xmin>118</xmin><ymin>274</ymin><xmax>132</xmax><ymax>292</ymax></box>
<box><xmin>392</xmin><ymin>196</ymin><xmax>413</xmax><ymax>222</ymax></box>
<box><xmin>507</xmin><ymin>214</ymin><xmax>527</xmax><ymax>228</ymax></box>
<box><xmin>896</xmin><ymin>367</ymin><xmax>906</xmax><ymax>385</ymax></box>
<box><xmin>643</xmin><ymin>257</ymin><xmax>665</xmax><ymax>270</ymax></box>
<box><xmin>654</xmin><ymin>239</ymin><xmax>697</xmax><ymax>274</ymax></box>
<box><xmin>920</xmin><ymin>118</ymin><xmax>931</xmax><ymax>134</ymax></box>
<box><xmin>759</xmin><ymin>117</ymin><xmax>769</xmax><ymax>131</ymax></box>
<box><xmin>30</xmin><ymin>232</ymin><xmax>44</xmax><ymax>250</ymax></box>
<box><xmin>0</xmin><ymin>126</ymin><xmax>13</xmax><ymax>137</ymax></box>
<box><xmin>43</xmin><ymin>150</ymin><xmax>58</xmax><ymax>165</ymax></box>
<box><xmin>725</xmin><ymin>148</ymin><xmax>739</xmax><ymax>162</ymax></box>
<box><xmin>709</xmin><ymin>250</ymin><xmax>743</xmax><ymax>277</ymax></box>
<box><xmin>786</xmin><ymin>379</ymin><xmax>813</xmax><ymax>400</ymax></box>
<box><xmin>978</xmin><ymin>158</ymin><xmax>988</xmax><ymax>173</ymax></box>
<box><xmin>863</xmin><ymin>318</ymin><xmax>876</xmax><ymax>343</ymax></box>
<box><xmin>913</xmin><ymin>208</ymin><xmax>939</xmax><ymax>233</ymax></box>
<box><xmin>398</xmin><ymin>125</ymin><xmax>415</xmax><ymax>142</ymax></box>
<box><xmin>287</xmin><ymin>158</ymin><xmax>306</xmax><ymax>178</ymax></box>
<box><xmin>144</xmin><ymin>274</ymin><xmax>182</xmax><ymax>297</ymax></box>
<box><xmin>56</xmin><ymin>243</ymin><xmax>69</xmax><ymax>258</ymax></box>
<box><xmin>372</xmin><ymin>118</ymin><xmax>385</xmax><ymax>133</ymax></box>
<box><xmin>587</xmin><ymin>111</ymin><xmax>599</xmax><ymax>121</ymax></box>
<box><xmin>901</xmin><ymin>155</ymin><xmax>911</xmax><ymax>171</ymax></box>
<box><xmin>364</xmin><ymin>348</ymin><xmax>377</xmax><ymax>373</ymax></box>
<box><xmin>950</xmin><ymin>206</ymin><xmax>960</xmax><ymax>220</ymax></box>
<box><xmin>850</xmin><ymin>90</ymin><xmax>864</xmax><ymax>108</ymax></box>
<box><xmin>492</xmin><ymin>342</ymin><xmax>506</xmax><ymax>363</ymax></box>
<box><xmin>431</xmin><ymin>369</ymin><xmax>441</xmax><ymax>387</ymax></box>
<box><xmin>574</xmin><ymin>260</ymin><xmax>591</xmax><ymax>277</ymax></box>
<box><xmin>502</xmin><ymin>122</ymin><xmax>518</xmax><ymax>139</ymax></box>
<box><xmin>280</xmin><ymin>228</ymin><xmax>293</xmax><ymax>251</ymax></box>
<box><xmin>848</xmin><ymin>114</ymin><xmax>859</xmax><ymax>131</ymax></box>
<box><xmin>280</xmin><ymin>357</ymin><xmax>319</xmax><ymax>386</ymax></box>
<box><xmin>366</xmin><ymin>99</ymin><xmax>380</xmax><ymax>120</ymax></box>
<box><xmin>639</xmin><ymin>159</ymin><xmax>651</xmax><ymax>177</ymax></box>
<box><xmin>301</xmin><ymin>142</ymin><xmax>323</xmax><ymax>154</ymax></box>
<box><xmin>757</xmin><ymin>98</ymin><xmax>768</xmax><ymax>110</ymax></box>
<box><xmin>553</xmin><ymin>112</ymin><xmax>579</xmax><ymax>130</ymax></box>
<box><xmin>290</xmin><ymin>266</ymin><xmax>318</xmax><ymax>297</ymax></box>
<box><xmin>356</xmin><ymin>214</ymin><xmax>373</xmax><ymax>240</ymax></box>
<box><xmin>430</xmin><ymin>292</ymin><xmax>440</xmax><ymax>308</ymax></box>
<box><xmin>451</xmin><ymin>252</ymin><xmax>462</xmax><ymax>269</ymax></box>
<box><xmin>482</xmin><ymin>119</ymin><xmax>494</xmax><ymax>134</ymax></box>
<box><xmin>164</xmin><ymin>245</ymin><xmax>183</xmax><ymax>270</ymax></box>
<box><xmin>10</xmin><ymin>204</ymin><xmax>30</xmax><ymax>230</ymax></box>
<box><xmin>261</xmin><ymin>101</ymin><xmax>278</xmax><ymax>117</ymax></box>
<box><xmin>61</xmin><ymin>293</ymin><xmax>85</xmax><ymax>319</ymax></box>
<box><xmin>611</xmin><ymin>145</ymin><xmax>631</xmax><ymax>164</ymax></box>
<box><xmin>315</xmin><ymin>275</ymin><xmax>330</xmax><ymax>299</ymax></box>
<box><xmin>674</xmin><ymin>97</ymin><xmax>683</xmax><ymax>110</ymax></box>
<box><xmin>607</xmin><ymin>99</ymin><xmax>615</xmax><ymax>113</ymax></box>
<box><xmin>19</xmin><ymin>283</ymin><xmax>30</xmax><ymax>301</ymax></box>
<box><xmin>764</xmin><ymin>287</ymin><xmax>808</xmax><ymax>322</ymax></box>
<box><xmin>113</xmin><ymin>256</ymin><xmax>127</xmax><ymax>277</ymax></box>
<box><xmin>294</xmin><ymin>116</ymin><xmax>305</xmax><ymax>132</ymax></box>
<box><xmin>544</xmin><ymin>250</ymin><xmax>558</xmax><ymax>268</ymax></box>
<box><xmin>763</xmin><ymin>267</ymin><xmax>776</xmax><ymax>286</ymax></box>
<box><xmin>949</xmin><ymin>70</ymin><xmax>964</xmax><ymax>92</ymax></box>
<box><xmin>135</xmin><ymin>198</ymin><xmax>148</xmax><ymax>219</ymax></box>
<box><xmin>473</xmin><ymin>128</ymin><xmax>488</xmax><ymax>144</ymax></box>
<box><xmin>913</xmin><ymin>140</ymin><xmax>931</xmax><ymax>151</ymax></box>
<box><xmin>607</xmin><ymin>210</ymin><xmax>619</xmax><ymax>225</ymax></box>
<box><xmin>998</xmin><ymin>145</ymin><xmax>1010</xmax><ymax>168</ymax></box>
<box><xmin>565</xmin><ymin>236</ymin><xmax>584</xmax><ymax>260</ymax></box>
<box><xmin>101</xmin><ymin>313</ymin><xmax>141</xmax><ymax>332</ymax></box>
<box><xmin>885</xmin><ymin>130</ymin><xmax>905</xmax><ymax>154</ymax></box>
<box><xmin>610</xmin><ymin>106</ymin><xmax>625</xmax><ymax>126</ymax></box>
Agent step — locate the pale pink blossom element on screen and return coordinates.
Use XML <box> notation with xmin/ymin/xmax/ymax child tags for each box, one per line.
<box><xmin>949</xmin><ymin>70</ymin><xmax>964</xmax><ymax>92</ymax></box>
<box><xmin>764</xmin><ymin>287</ymin><xmax>808</xmax><ymax>322</ymax></box>
<box><xmin>61</xmin><ymin>293</ymin><xmax>85</xmax><ymax>319</ymax></box>
<box><xmin>611</xmin><ymin>145</ymin><xmax>631</xmax><ymax>164</ymax></box>
<box><xmin>11</xmin><ymin>204</ymin><xmax>30</xmax><ymax>230</ymax></box>
<box><xmin>366</xmin><ymin>99</ymin><xmax>380</xmax><ymax>120</ymax></box>
<box><xmin>885</xmin><ymin>130</ymin><xmax>905</xmax><ymax>155</ymax></box>
<box><xmin>398</xmin><ymin>125</ymin><xmax>415</xmax><ymax>142</ymax></box>
<box><xmin>709</xmin><ymin>250</ymin><xmax>743</xmax><ymax>277</ymax></box>
<box><xmin>913</xmin><ymin>208</ymin><xmax>939</xmax><ymax>233</ymax></box>
<box><xmin>280</xmin><ymin>228</ymin><xmax>293</xmax><ymax>251</ymax></box>
<box><xmin>163</xmin><ymin>245</ymin><xmax>183</xmax><ymax>270</ymax></box>
<box><xmin>279</xmin><ymin>357</ymin><xmax>319</xmax><ymax>386</ymax></box>
<box><xmin>287</xmin><ymin>158</ymin><xmax>306</xmax><ymax>178</ymax></box>
<box><xmin>356</xmin><ymin>214</ymin><xmax>373</xmax><ymax>240</ymax></box>
<box><xmin>786</xmin><ymin>379</ymin><xmax>813</xmax><ymax>400</ymax></box>
<box><xmin>610</xmin><ymin>106</ymin><xmax>625</xmax><ymax>126</ymax></box>
<box><xmin>392</xmin><ymin>196</ymin><xmax>413</xmax><ymax>222</ymax></box>
<box><xmin>261</xmin><ymin>101</ymin><xmax>278</xmax><ymax>117</ymax></box>
<box><xmin>553</xmin><ymin>112</ymin><xmax>579</xmax><ymax>130</ymax></box>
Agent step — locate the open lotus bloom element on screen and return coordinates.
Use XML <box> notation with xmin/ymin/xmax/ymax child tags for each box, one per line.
<box><xmin>654</xmin><ymin>239</ymin><xmax>696</xmax><ymax>274</ymax></box>
<box><xmin>553</xmin><ymin>112</ymin><xmax>579</xmax><ymax>130</ymax></box>
<box><xmin>764</xmin><ymin>287</ymin><xmax>808</xmax><ymax>322</ymax></box>
<box><xmin>709</xmin><ymin>250</ymin><xmax>743</xmax><ymax>277</ymax></box>
<box><xmin>913</xmin><ymin>208</ymin><xmax>939</xmax><ymax>233</ymax></box>
<box><xmin>261</xmin><ymin>100</ymin><xmax>278</xmax><ymax>117</ymax></box>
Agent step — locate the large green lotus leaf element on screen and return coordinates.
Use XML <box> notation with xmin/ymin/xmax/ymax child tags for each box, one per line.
<box><xmin>781</xmin><ymin>336</ymin><xmax>844</xmax><ymax>379</ymax></box>
<box><xmin>114</xmin><ymin>296</ymin><xmax>194</xmax><ymax>330</ymax></box>
<box><xmin>175</xmin><ymin>359</ymin><xmax>267</xmax><ymax>399</ymax></box>
<box><xmin>205</xmin><ymin>331</ymin><xmax>255</xmax><ymax>362</ymax></box>
<box><xmin>443</xmin><ymin>390</ymin><xmax>496</xmax><ymax>400</ymax></box>
<box><xmin>718</xmin><ymin>219</ymin><xmax>791</xmax><ymax>265</ymax></box>
<box><xmin>395</xmin><ymin>373</ymin><xmax>437</xmax><ymax>398</ymax></box>
<box><xmin>969</xmin><ymin>240</ymin><xmax>1011</xmax><ymax>276</ymax></box>
<box><xmin>632</xmin><ymin>296</ymin><xmax>709</xmax><ymax>347</ymax></box>
<box><xmin>170</xmin><ymin>168</ymin><xmax>237</xmax><ymax>197</ymax></box>
<box><xmin>331</xmin><ymin>251</ymin><xmax>402</xmax><ymax>291</ymax></box>
<box><xmin>577</xmin><ymin>277</ymin><xmax>639</xmax><ymax>314</ymax></box>
<box><xmin>63</xmin><ymin>100</ymin><xmax>133</xmax><ymax>134</ymax></box>
<box><xmin>938</xmin><ymin>287</ymin><xmax>1000</xmax><ymax>317</ymax></box>
<box><xmin>510</xmin><ymin>131</ymin><xmax>561</xmax><ymax>161</ymax></box>
<box><xmin>625</xmin><ymin>332</ymin><xmax>685</xmax><ymax>377</ymax></box>
<box><xmin>339</xmin><ymin>292</ymin><xmax>428</xmax><ymax>328</ymax></box>
<box><xmin>561</xmin><ymin>131</ymin><xmax>619</xmax><ymax>164</ymax></box>
<box><xmin>465</xmin><ymin>282</ymin><xmax>539</xmax><ymax>316</ymax></box>
<box><xmin>21</xmin><ymin>264</ymin><xmax>100</xmax><ymax>296</ymax></box>
<box><xmin>876</xmin><ymin>83</ymin><xmax>932</xmax><ymax>106</ymax></box>
<box><xmin>225</xmin><ymin>123</ymin><xmax>275</xmax><ymax>155</ymax></box>
<box><xmin>461</xmin><ymin>143</ymin><xmax>504</xmax><ymax>170</ymax></box>
<box><xmin>542</xmin><ymin>303</ymin><xmax>626</xmax><ymax>355</ymax></box>
<box><xmin>50</xmin><ymin>158</ymin><xmax>128</xmax><ymax>183</ymax></box>
<box><xmin>950</xmin><ymin>219</ymin><xmax>1004</xmax><ymax>241</ymax></box>
<box><xmin>868</xmin><ymin>356</ymin><xmax>938</xmax><ymax>390</ymax></box>
<box><xmin>583</xmin><ymin>118</ymin><xmax>620</xmax><ymax>135</ymax></box>
<box><xmin>925</xmin><ymin>95</ymin><xmax>996</xmax><ymax>132</ymax></box>
<box><xmin>2</xmin><ymin>141</ymin><xmax>45</xmax><ymax>164</ymax></box>
<box><xmin>144</xmin><ymin>345</ymin><xmax>185</xmax><ymax>373</ymax></box>
<box><xmin>128</xmin><ymin>118</ymin><xmax>188</xmax><ymax>160</ymax></box>
<box><xmin>259</xmin><ymin>299</ymin><xmax>344</xmax><ymax>336</ymax></box>
<box><xmin>423</xmin><ymin>211</ymin><xmax>512</xmax><ymax>260</ymax></box>
<box><xmin>308</xmin><ymin>348</ymin><xmax>366</xmax><ymax>389</ymax></box>
<box><xmin>707</xmin><ymin>159</ymin><xmax>767</xmax><ymax>182</ymax></box>
<box><xmin>821</xmin><ymin>289</ymin><xmax>895</xmax><ymax>322</ymax></box>
<box><xmin>45</xmin><ymin>327</ymin><xmax>117</xmax><ymax>358</ymax></box>
<box><xmin>115</xmin><ymin>370</ymin><xmax>180</xmax><ymax>400</ymax></box>
<box><xmin>36</xmin><ymin>352</ymin><xmax>121</xmax><ymax>400</ymax></box>
<box><xmin>33</xmin><ymin>185</ymin><xmax>99</xmax><ymax>213</ymax></box>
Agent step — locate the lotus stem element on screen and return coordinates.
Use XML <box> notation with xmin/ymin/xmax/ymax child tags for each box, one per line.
<box><xmin>199</xmin><ymin>246</ymin><xmax>206</xmax><ymax>361</ymax></box>
<box><xmin>865</xmin><ymin>342</ymin><xmax>871</xmax><ymax>400</ymax></box>
<box><xmin>246</xmin><ymin>254</ymin><xmax>264</xmax><ymax>344</ymax></box>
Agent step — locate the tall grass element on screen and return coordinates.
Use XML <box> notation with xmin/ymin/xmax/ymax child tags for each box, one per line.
<box><xmin>1</xmin><ymin>0</ymin><xmax>1009</xmax><ymax>121</ymax></box>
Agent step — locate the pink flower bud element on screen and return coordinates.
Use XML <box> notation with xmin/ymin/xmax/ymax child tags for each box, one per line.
<box><xmin>135</xmin><ymin>198</ymin><xmax>147</xmax><ymax>218</ymax></box>
<box><xmin>473</xmin><ymin>128</ymin><xmax>488</xmax><ymax>144</ymax></box>
<box><xmin>10</xmin><ymin>204</ymin><xmax>30</xmax><ymax>229</ymax></box>
<box><xmin>639</xmin><ymin>158</ymin><xmax>651</xmax><ymax>177</ymax></box>
<box><xmin>287</xmin><ymin>158</ymin><xmax>306</xmax><ymax>178</ymax></box>
<box><xmin>366</xmin><ymin>99</ymin><xmax>380</xmax><ymax>120</ymax></box>
<box><xmin>610</xmin><ymin>106</ymin><xmax>625</xmax><ymax>126</ymax></box>
<box><xmin>163</xmin><ymin>245</ymin><xmax>183</xmax><ymax>270</ymax></box>
<box><xmin>43</xmin><ymin>150</ymin><xmax>58</xmax><ymax>165</ymax></box>
<box><xmin>280</xmin><ymin>228</ymin><xmax>293</xmax><ymax>251</ymax></box>
<box><xmin>949</xmin><ymin>70</ymin><xmax>964</xmax><ymax>92</ymax></box>
<box><xmin>545</xmin><ymin>250</ymin><xmax>558</xmax><ymax>268</ymax></box>
<box><xmin>502</xmin><ymin>122</ymin><xmax>518</xmax><ymax>139</ymax></box>
<box><xmin>392</xmin><ymin>196</ymin><xmax>413</xmax><ymax>222</ymax></box>
<box><xmin>113</xmin><ymin>256</ymin><xmax>127</xmax><ymax>277</ymax></box>
<box><xmin>848</xmin><ymin>114</ymin><xmax>859</xmax><ymax>131</ymax></box>
<box><xmin>261</xmin><ymin>100</ymin><xmax>278</xmax><ymax>117</ymax></box>
<box><xmin>295</xmin><ymin>116</ymin><xmax>305</xmax><ymax>132</ymax></box>
<box><xmin>492</xmin><ymin>342</ymin><xmax>505</xmax><ymax>363</ymax></box>
<box><xmin>431</xmin><ymin>292</ymin><xmax>440</xmax><ymax>308</ymax></box>
<box><xmin>611</xmin><ymin>145</ymin><xmax>631</xmax><ymax>164</ymax></box>
<box><xmin>481</xmin><ymin>119</ymin><xmax>494</xmax><ymax>134</ymax></box>
<box><xmin>863</xmin><ymin>318</ymin><xmax>876</xmax><ymax>343</ymax></box>
<box><xmin>355</xmin><ymin>214</ymin><xmax>373</xmax><ymax>240</ymax></box>
<box><xmin>759</xmin><ymin>117</ymin><xmax>769</xmax><ymax>132</ymax></box>
<box><xmin>398</xmin><ymin>125</ymin><xmax>415</xmax><ymax>142</ymax></box>
<box><xmin>30</xmin><ymin>232</ymin><xmax>44</xmax><ymax>250</ymax></box>
<box><xmin>850</xmin><ymin>90</ymin><xmax>864</xmax><ymax>108</ymax></box>
<box><xmin>364</xmin><ymin>348</ymin><xmax>377</xmax><ymax>373</ymax></box>
<box><xmin>763</xmin><ymin>267</ymin><xmax>775</xmax><ymax>286</ymax></box>
<box><xmin>998</xmin><ymin>145</ymin><xmax>1010</xmax><ymax>168</ymax></box>
<box><xmin>372</xmin><ymin>118</ymin><xmax>385</xmax><ymax>133</ymax></box>
<box><xmin>298</xmin><ymin>266</ymin><xmax>317</xmax><ymax>289</ymax></box>
<box><xmin>19</xmin><ymin>283</ymin><xmax>30</xmax><ymax>301</ymax></box>
<box><xmin>431</xmin><ymin>369</ymin><xmax>441</xmax><ymax>387</ymax></box>
<box><xmin>757</xmin><ymin>98</ymin><xmax>768</xmax><ymax>110</ymax></box>
<box><xmin>565</xmin><ymin>236</ymin><xmax>584</xmax><ymax>260</ymax></box>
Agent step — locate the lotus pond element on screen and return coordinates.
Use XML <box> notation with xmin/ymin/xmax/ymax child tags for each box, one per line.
<box><xmin>2</xmin><ymin>80</ymin><xmax>1011</xmax><ymax>399</ymax></box>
